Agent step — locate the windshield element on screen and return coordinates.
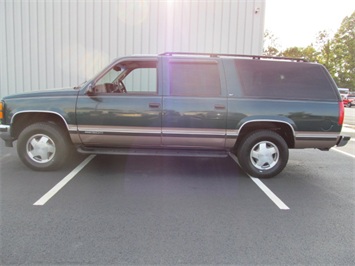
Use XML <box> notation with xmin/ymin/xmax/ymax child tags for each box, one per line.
<box><xmin>96</xmin><ymin>67</ymin><xmax>123</xmax><ymax>86</ymax></box>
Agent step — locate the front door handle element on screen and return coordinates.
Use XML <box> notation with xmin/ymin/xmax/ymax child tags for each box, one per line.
<box><xmin>214</xmin><ymin>104</ymin><xmax>225</xmax><ymax>110</ymax></box>
<box><xmin>149</xmin><ymin>103</ymin><xmax>160</xmax><ymax>108</ymax></box>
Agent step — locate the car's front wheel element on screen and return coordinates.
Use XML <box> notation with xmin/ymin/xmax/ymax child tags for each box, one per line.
<box><xmin>17</xmin><ymin>122</ymin><xmax>71</xmax><ymax>171</ymax></box>
<box><xmin>236</xmin><ymin>130</ymin><xmax>289</xmax><ymax>178</ymax></box>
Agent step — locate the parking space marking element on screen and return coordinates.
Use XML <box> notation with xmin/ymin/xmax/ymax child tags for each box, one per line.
<box><xmin>229</xmin><ymin>153</ymin><xmax>290</xmax><ymax>210</ymax></box>
<box><xmin>0</xmin><ymin>153</ymin><xmax>11</xmax><ymax>160</ymax></box>
<box><xmin>332</xmin><ymin>148</ymin><xmax>355</xmax><ymax>159</ymax></box>
<box><xmin>33</xmin><ymin>155</ymin><xmax>96</xmax><ymax>206</ymax></box>
<box><xmin>249</xmin><ymin>176</ymin><xmax>290</xmax><ymax>210</ymax></box>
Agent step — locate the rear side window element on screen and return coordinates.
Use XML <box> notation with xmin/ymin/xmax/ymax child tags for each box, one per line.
<box><xmin>169</xmin><ymin>62</ymin><xmax>221</xmax><ymax>97</ymax></box>
<box><xmin>235</xmin><ymin>59</ymin><xmax>336</xmax><ymax>100</ymax></box>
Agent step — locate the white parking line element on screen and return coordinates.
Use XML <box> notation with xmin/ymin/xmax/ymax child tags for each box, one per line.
<box><xmin>229</xmin><ymin>153</ymin><xmax>290</xmax><ymax>210</ymax></box>
<box><xmin>0</xmin><ymin>153</ymin><xmax>11</xmax><ymax>160</ymax></box>
<box><xmin>332</xmin><ymin>148</ymin><xmax>355</xmax><ymax>159</ymax></box>
<box><xmin>33</xmin><ymin>155</ymin><xmax>96</xmax><ymax>206</ymax></box>
<box><xmin>249</xmin><ymin>176</ymin><xmax>290</xmax><ymax>210</ymax></box>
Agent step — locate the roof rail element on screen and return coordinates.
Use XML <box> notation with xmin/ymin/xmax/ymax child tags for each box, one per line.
<box><xmin>160</xmin><ymin>52</ymin><xmax>308</xmax><ymax>62</ymax></box>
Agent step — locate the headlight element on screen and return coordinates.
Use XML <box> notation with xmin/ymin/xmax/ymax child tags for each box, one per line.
<box><xmin>0</xmin><ymin>101</ymin><xmax>4</xmax><ymax>120</ymax></box>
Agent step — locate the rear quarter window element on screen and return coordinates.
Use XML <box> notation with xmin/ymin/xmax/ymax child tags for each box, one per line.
<box><xmin>235</xmin><ymin>59</ymin><xmax>337</xmax><ymax>100</ymax></box>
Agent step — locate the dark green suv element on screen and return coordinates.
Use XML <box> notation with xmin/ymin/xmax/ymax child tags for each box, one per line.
<box><xmin>0</xmin><ymin>53</ymin><xmax>350</xmax><ymax>178</ymax></box>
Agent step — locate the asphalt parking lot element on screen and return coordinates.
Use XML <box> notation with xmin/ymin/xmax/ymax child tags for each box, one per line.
<box><xmin>1</xmin><ymin>109</ymin><xmax>354</xmax><ymax>265</ymax></box>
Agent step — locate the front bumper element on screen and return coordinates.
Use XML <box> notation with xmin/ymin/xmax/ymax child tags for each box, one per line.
<box><xmin>336</xmin><ymin>135</ymin><xmax>351</xmax><ymax>147</ymax></box>
<box><xmin>0</xmin><ymin>124</ymin><xmax>14</xmax><ymax>147</ymax></box>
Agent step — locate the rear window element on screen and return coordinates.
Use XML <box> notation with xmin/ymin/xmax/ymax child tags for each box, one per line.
<box><xmin>169</xmin><ymin>62</ymin><xmax>221</xmax><ymax>97</ymax></box>
<box><xmin>235</xmin><ymin>59</ymin><xmax>336</xmax><ymax>100</ymax></box>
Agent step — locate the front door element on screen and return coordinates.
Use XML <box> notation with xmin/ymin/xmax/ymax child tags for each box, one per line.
<box><xmin>76</xmin><ymin>60</ymin><xmax>162</xmax><ymax>148</ymax></box>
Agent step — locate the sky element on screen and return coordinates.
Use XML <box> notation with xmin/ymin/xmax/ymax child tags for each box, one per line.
<box><xmin>264</xmin><ymin>0</ymin><xmax>355</xmax><ymax>50</ymax></box>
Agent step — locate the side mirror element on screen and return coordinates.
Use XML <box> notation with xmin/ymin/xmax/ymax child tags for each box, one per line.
<box><xmin>86</xmin><ymin>84</ymin><xmax>95</xmax><ymax>96</ymax></box>
<box><xmin>113</xmin><ymin>65</ymin><xmax>121</xmax><ymax>72</ymax></box>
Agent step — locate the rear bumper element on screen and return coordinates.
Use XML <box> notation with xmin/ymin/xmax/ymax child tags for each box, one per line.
<box><xmin>336</xmin><ymin>135</ymin><xmax>351</xmax><ymax>147</ymax></box>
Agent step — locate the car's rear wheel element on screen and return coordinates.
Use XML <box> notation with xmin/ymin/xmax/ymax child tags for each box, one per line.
<box><xmin>236</xmin><ymin>130</ymin><xmax>289</xmax><ymax>178</ymax></box>
<box><xmin>17</xmin><ymin>122</ymin><xmax>71</xmax><ymax>171</ymax></box>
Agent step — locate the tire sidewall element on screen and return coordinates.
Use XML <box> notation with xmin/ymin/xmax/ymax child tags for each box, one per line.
<box><xmin>237</xmin><ymin>130</ymin><xmax>289</xmax><ymax>178</ymax></box>
<box><xmin>17</xmin><ymin>123</ymin><xmax>69</xmax><ymax>171</ymax></box>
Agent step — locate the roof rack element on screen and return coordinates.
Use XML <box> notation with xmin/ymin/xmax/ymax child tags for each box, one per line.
<box><xmin>160</xmin><ymin>52</ymin><xmax>308</xmax><ymax>62</ymax></box>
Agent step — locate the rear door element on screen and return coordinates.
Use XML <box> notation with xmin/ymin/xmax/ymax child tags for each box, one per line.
<box><xmin>161</xmin><ymin>57</ymin><xmax>227</xmax><ymax>148</ymax></box>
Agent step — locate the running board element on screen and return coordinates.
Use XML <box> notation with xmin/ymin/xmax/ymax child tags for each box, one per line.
<box><xmin>77</xmin><ymin>147</ymin><xmax>228</xmax><ymax>158</ymax></box>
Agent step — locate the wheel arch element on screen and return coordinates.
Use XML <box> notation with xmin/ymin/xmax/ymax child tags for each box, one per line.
<box><xmin>11</xmin><ymin>111</ymin><xmax>70</xmax><ymax>140</ymax></box>
<box><xmin>235</xmin><ymin>120</ymin><xmax>296</xmax><ymax>149</ymax></box>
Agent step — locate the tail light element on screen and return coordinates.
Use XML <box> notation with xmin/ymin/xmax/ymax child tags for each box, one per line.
<box><xmin>338</xmin><ymin>101</ymin><xmax>344</xmax><ymax>125</ymax></box>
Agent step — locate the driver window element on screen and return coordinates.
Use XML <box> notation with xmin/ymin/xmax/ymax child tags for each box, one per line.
<box><xmin>93</xmin><ymin>67</ymin><xmax>122</xmax><ymax>94</ymax></box>
<box><xmin>94</xmin><ymin>63</ymin><xmax>157</xmax><ymax>94</ymax></box>
<box><xmin>124</xmin><ymin>68</ymin><xmax>157</xmax><ymax>93</ymax></box>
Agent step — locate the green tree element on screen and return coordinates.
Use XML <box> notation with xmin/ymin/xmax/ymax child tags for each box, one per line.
<box><xmin>281</xmin><ymin>46</ymin><xmax>318</xmax><ymax>62</ymax></box>
<box><xmin>302</xmin><ymin>45</ymin><xmax>319</xmax><ymax>62</ymax></box>
<box><xmin>315</xmin><ymin>30</ymin><xmax>335</xmax><ymax>75</ymax></box>
<box><xmin>281</xmin><ymin>47</ymin><xmax>304</xmax><ymax>58</ymax></box>
<box><xmin>331</xmin><ymin>11</ymin><xmax>355</xmax><ymax>89</ymax></box>
<box><xmin>263</xmin><ymin>30</ymin><xmax>280</xmax><ymax>56</ymax></box>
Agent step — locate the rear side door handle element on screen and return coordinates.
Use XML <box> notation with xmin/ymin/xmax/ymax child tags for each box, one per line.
<box><xmin>149</xmin><ymin>103</ymin><xmax>160</xmax><ymax>108</ymax></box>
<box><xmin>214</xmin><ymin>104</ymin><xmax>225</xmax><ymax>110</ymax></box>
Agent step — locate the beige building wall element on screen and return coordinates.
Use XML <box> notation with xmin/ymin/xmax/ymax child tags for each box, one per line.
<box><xmin>0</xmin><ymin>0</ymin><xmax>265</xmax><ymax>97</ymax></box>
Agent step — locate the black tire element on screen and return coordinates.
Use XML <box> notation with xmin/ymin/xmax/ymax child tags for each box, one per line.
<box><xmin>347</xmin><ymin>103</ymin><xmax>352</xmax><ymax>108</ymax></box>
<box><xmin>236</xmin><ymin>130</ymin><xmax>289</xmax><ymax>178</ymax></box>
<box><xmin>17</xmin><ymin>122</ymin><xmax>71</xmax><ymax>171</ymax></box>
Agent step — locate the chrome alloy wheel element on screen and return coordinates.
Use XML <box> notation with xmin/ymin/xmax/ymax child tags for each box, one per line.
<box><xmin>26</xmin><ymin>134</ymin><xmax>56</xmax><ymax>163</ymax></box>
<box><xmin>250</xmin><ymin>141</ymin><xmax>279</xmax><ymax>170</ymax></box>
